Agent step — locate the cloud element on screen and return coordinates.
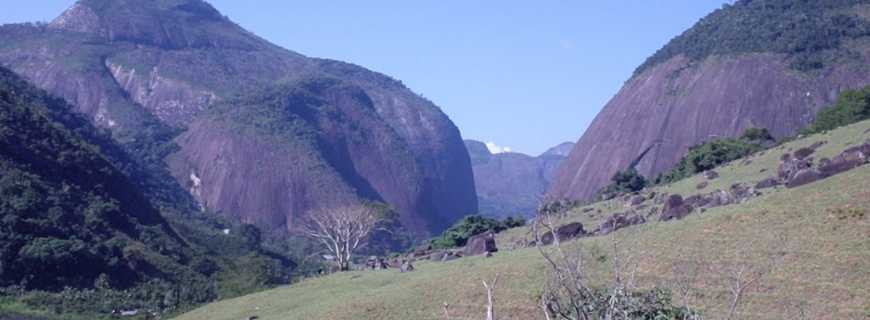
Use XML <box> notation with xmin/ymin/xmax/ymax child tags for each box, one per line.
<box><xmin>485</xmin><ymin>142</ymin><xmax>513</xmax><ymax>154</ymax></box>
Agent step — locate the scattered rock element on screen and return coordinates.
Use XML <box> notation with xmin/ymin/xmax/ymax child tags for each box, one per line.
<box><xmin>793</xmin><ymin>146</ymin><xmax>816</xmax><ymax>160</ymax></box>
<box><xmin>730</xmin><ymin>183</ymin><xmax>755</xmax><ymax>201</ymax></box>
<box><xmin>786</xmin><ymin>169</ymin><xmax>824</xmax><ymax>188</ymax></box>
<box><xmin>413</xmin><ymin>244</ymin><xmax>432</xmax><ymax>257</ymax></box>
<box><xmin>400</xmin><ymin>260</ymin><xmax>415</xmax><ymax>273</ymax></box>
<box><xmin>540</xmin><ymin>222</ymin><xmax>586</xmax><ymax>245</ymax></box>
<box><xmin>818</xmin><ymin>143</ymin><xmax>869</xmax><ymax>177</ymax></box>
<box><xmin>741</xmin><ymin>159</ymin><xmax>753</xmax><ymax>166</ymax></box>
<box><xmin>582</xmin><ymin>207</ymin><xmax>594</xmax><ymax>213</ymax></box>
<box><xmin>463</xmin><ymin>232</ymin><xmax>498</xmax><ymax>256</ymax></box>
<box><xmin>696</xmin><ymin>181</ymin><xmax>709</xmax><ymax>189</ymax></box>
<box><xmin>429</xmin><ymin>251</ymin><xmax>449</xmax><ymax>262</ymax></box>
<box><xmin>755</xmin><ymin>177</ymin><xmax>780</xmax><ymax>189</ymax></box>
<box><xmin>442</xmin><ymin>253</ymin><xmax>460</xmax><ymax>262</ymax></box>
<box><xmin>628</xmin><ymin>195</ymin><xmax>646</xmax><ymax>206</ymax></box>
<box><xmin>703</xmin><ymin>170</ymin><xmax>719</xmax><ymax>180</ymax></box>
<box><xmin>660</xmin><ymin>195</ymin><xmax>693</xmax><ymax>221</ymax></box>
<box><xmin>597</xmin><ymin>213</ymin><xmax>646</xmax><ymax>235</ymax></box>
<box><xmin>778</xmin><ymin>153</ymin><xmax>813</xmax><ymax>181</ymax></box>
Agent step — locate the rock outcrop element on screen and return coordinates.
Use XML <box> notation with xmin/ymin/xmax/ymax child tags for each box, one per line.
<box><xmin>0</xmin><ymin>0</ymin><xmax>477</xmax><ymax>237</ymax></box>
<box><xmin>549</xmin><ymin>1</ymin><xmax>870</xmax><ymax>202</ymax></box>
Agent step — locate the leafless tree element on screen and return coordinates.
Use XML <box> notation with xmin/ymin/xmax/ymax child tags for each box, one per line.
<box><xmin>300</xmin><ymin>205</ymin><xmax>380</xmax><ymax>271</ymax></box>
<box><xmin>719</xmin><ymin>233</ymin><xmax>786</xmax><ymax>320</ymax></box>
<box><xmin>482</xmin><ymin>274</ymin><xmax>501</xmax><ymax>320</ymax></box>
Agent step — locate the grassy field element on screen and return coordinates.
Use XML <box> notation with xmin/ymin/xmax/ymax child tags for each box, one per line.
<box><xmin>176</xmin><ymin>121</ymin><xmax>870</xmax><ymax>320</ymax></box>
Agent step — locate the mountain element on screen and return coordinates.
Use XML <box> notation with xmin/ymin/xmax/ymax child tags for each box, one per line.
<box><xmin>0</xmin><ymin>0</ymin><xmax>477</xmax><ymax>237</ymax></box>
<box><xmin>550</xmin><ymin>0</ymin><xmax>870</xmax><ymax>201</ymax></box>
<box><xmin>465</xmin><ymin>140</ymin><xmax>573</xmax><ymax>218</ymax></box>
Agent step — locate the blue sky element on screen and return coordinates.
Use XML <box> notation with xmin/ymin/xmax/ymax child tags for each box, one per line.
<box><xmin>2</xmin><ymin>1</ymin><xmax>728</xmax><ymax>155</ymax></box>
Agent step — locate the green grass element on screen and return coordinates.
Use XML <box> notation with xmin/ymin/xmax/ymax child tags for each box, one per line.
<box><xmin>176</xmin><ymin>121</ymin><xmax>870</xmax><ymax>320</ymax></box>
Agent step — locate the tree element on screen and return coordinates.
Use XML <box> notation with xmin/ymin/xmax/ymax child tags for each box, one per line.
<box><xmin>300</xmin><ymin>205</ymin><xmax>380</xmax><ymax>271</ymax></box>
<box><xmin>597</xmin><ymin>168</ymin><xmax>648</xmax><ymax>200</ymax></box>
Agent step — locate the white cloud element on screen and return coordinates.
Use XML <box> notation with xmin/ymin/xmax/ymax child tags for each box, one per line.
<box><xmin>485</xmin><ymin>142</ymin><xmax>513</xmax><ymax>154</ymax></box>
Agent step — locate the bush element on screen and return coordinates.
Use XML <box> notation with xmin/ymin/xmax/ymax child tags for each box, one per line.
<box><xmin>801</xmin><ymin>85</ymin><xmax>870</xmax><ymax>134</ymax></box>
<box><xmin>597</xmin><ymin>168</ymin><xmax>648</xmax><ymax>199</ymax></box>
<box><xmin>429</xmin><ymin>215</ymin><xmax>525</xmax><ymax>249</ymax></box>
<box><xmin>656</xmin><ymin>128</ymin><xmax>768</xmax><ymax>184</ymax></box>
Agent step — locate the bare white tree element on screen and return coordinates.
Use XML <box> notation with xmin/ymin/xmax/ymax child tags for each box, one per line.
<box><xmin>300</xmin><ymin>205</ymin><xmax>380</xmax><ymax>271</ymax></box>
<box><xmin>482</xmin><ymin>274</ymin><xmax>501</xmax><ymax>320</ymax></box>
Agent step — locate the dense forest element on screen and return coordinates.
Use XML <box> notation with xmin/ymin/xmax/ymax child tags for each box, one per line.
<box><xmin>636</xmin><ymin>0</ymin><xmax>870</xmax><ymax>73</ymax></box>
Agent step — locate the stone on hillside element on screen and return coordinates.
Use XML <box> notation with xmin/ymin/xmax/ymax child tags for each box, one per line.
<box><xmin>793</xmin><ymin>146</ymin><xmax>816</xmax><ymax>160</ymax></box>
<box><xmin>818</xmin><ymin>143</ymin><xmax>869</xmax><ymax>177</ymax></box>
<box><xmin>786</xmin><ymin>169</ymin><xmax>824</xmax><ymax>188</ymax></box>
<box><xmin>703</xmin><ymin>170</ymin><xmax>719</xmax><ymax>180</ymax></box>
<box><xmin>778</xmin><ymin>154</ymin><xmax>812</xmax><ymax>181</ymax></box>
<box><xmin>463</xmin><ymin>232</ymin><xmax>498</xmax><ymax>256</ymax></box>
<box><xmin>629</xmin><ymin>195</ymin><xmax>646</xmax><ymax>206</ymax></box>
<box><xmin>442</xmin><ymin>253</ymin><xmax>460</xmax><ymax>262</ymax></box>
<box><xmin>429</xmin><ymin>251</ymin><xmax>449</xmax><ymax>262</ymax></box>
<box><xmin>413</xmin><ymin>244</ymin><xmax>432</xmax><ymax>257</ymax></box>
<box><xmin>540</xmin><ymin>222</ymin><xmax>586</xmax><ymax>245</ymax></box>
<box><xmin>696</xmin><ymin>181</ymin><xmax>709</xmax><ymax>189</ymax></box>
<box><xmin>660</xmin><ymin>195</ymin><xmax>693</xmax><ymax>221</ymax></box>
<box><xmin>755</xmin><ymin>177</ymin><xmax>780</xmax><ymax>189</ymax></box>
<box><xmin>597</xmin><ymin>213</ymin><xmax>646</xmax><ymax>235</ymax></box>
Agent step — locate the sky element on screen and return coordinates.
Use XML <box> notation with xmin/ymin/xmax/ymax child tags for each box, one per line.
<box><xmin>1</xmin><ymin>1</ymin><xmax>729</xmax><ymax>155</ymax></box>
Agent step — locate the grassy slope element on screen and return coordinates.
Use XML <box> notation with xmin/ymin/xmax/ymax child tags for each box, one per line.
<box><xmin>176</xmin><ymin>121</ymin><xmax>870</xmax><ymax>320</ymax></box>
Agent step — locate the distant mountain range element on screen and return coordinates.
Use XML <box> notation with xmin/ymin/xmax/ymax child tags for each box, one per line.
<box><xmin>550</xmin><ymin>0</ymin><xmax>870</xmax><ymax>201</ymax></box>
<box><xmin>465</xmin><ymin>140</ymin><xmax>574</xmax><ymax>218</ymax></box>
<box><xmin>0</xmin><ymin>0</ymin><xmax>477</xmax><ymax>238</ymax></box>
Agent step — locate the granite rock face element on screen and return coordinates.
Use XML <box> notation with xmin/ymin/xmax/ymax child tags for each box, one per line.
<box><xmin>0</xmin><ymin>0</ymin><xmax>477</xmax><ymax>237</ymax></box>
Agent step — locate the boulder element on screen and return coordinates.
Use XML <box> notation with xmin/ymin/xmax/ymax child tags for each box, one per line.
<box><xmin>429</xmin><ymin>251</ymin><xmax>449</xmax><ymax>262</ymax></box>
<box><xmin>696</xmin><ymin>181</ymin><xmax>709</xmax><ymax>190</ymax></box>
<box><xmin>755</xmin><ymin>177</ymin><xmax>780</xmax><ymax>189</ymax></box>
<box><xmin>703</xmin><ymin>170</ymin><xmax>719</xmax><ymax>180</ymax></box>
<box><xmin>786</xmin><ymin>169</ymin><xmax>824</xmax><ymax>188</ymax></box>
<box><xmin>660</xmin><ymin>195</ymin><xmax>693</xmax><ymax>221</ymax></box>
<box><xmin>413</xmin><ymin>244</ymin><xmax>432</xmax><ymax>257</ymax></box>
<box><xmin>442</xmin><ymin>253</ymin><xmax>460</xmax><ymax>262</ymax></box>
<box><xmin>819</xmin><ymin>143</ymin><xmax>870</xmax><ymax>176</ymax></box>
<box><xmin>793</xmin><ymin>146</ymin><xmax>816</xmax><ymax>160</ymax></box>
<box><xmin>628</xmin><ymin>195</ymin><xmax>646</xmax><ymax>206</ymax></box>
<box><xmin>463</xmin><ymin>232</ymin><xmax>498</xmax><ymax>256</ymax></box>
<box><xmin>704</xmin><ymin>190</ymin><xmax>733</xmax><ymax>208</ymax></box>
<box><xmin>597</xmin><ymin>213</ymin><xmax>646</xmax><ymax>235</ymax></box>
<box><xmin>729</xmin><ymin>183</ymin><xmax>755</xmax><ymax>201</ymax></box>
<box><xmin>540</xmin><ymin>222</ymin><xmax>586</xmax><ymax>245</ymax></box>
<box><xmin>778</xmin><ymin>154</ymin><xmax>812</xmax><ymax>181</ymax></box>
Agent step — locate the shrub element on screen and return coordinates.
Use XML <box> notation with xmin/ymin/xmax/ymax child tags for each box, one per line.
<box><xmin>656</xmin><ymin>129</ymin><xmax>768</xmax><ymax>184</ymax></box>
<box><xmin>801</xmin><ymin>85</ymin><xmax>870</xmax><ymax>134</ymax></box>
<box><xmin>430</xmin><ymin>215</ymin><xmax>524</xmax><ymax>249</ymax></box>
<box><xmin>597</xmin><ymin>168</ymin><xmax>648</xmax><ymax>199</ymax></box>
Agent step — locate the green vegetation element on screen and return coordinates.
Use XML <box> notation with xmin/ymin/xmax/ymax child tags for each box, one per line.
<box><xmin>429</xmin><ymin>215</ymin><xmax>525</xmax><ymax>249</ymax></box>
<box><xmin>655</xmin><ymin>128</ymin><xmax>772</xmax><ymax>184</ymax></box>
<box><xmin>802</xmin><ymin>85</ymin><xmax>870</xmax><ymax>134</ymax></box>
<box><xmin>0</xmin><ymin>67</ymin><xmax>292</xmax><ymax>318</ymax></box>
<box><xmin>176</xmin><ymin>120</ymin><xmax>870</xmax><ymax>320</ymax></box>
<box><xmin>597</xmin><ymin>168</ymin><xmax>648</xmax><ymax>200</ymax></box>
<box><xmin>636</xmin><ymin>0</ymin><xmax>870</xmax><ymax>74</ymax></box>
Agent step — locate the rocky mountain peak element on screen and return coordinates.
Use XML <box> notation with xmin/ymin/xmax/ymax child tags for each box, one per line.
<box><xmin>49</xmin><ymin>0</ymin><xmax>262</xmax><ymax>50</ymax></box>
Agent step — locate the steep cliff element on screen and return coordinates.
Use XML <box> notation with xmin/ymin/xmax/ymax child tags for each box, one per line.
<box><xmin>0</xmin><ymin>0</ymin><xmax>477</xmax><ymax>237</ymax></box>
<box><xmin>466</xmin><ymin>140</ymin><xmax>573</xmax><ymax>218</ymax></box>
<box><xmin>550</xmin><ymin>0</ymin><xmax>870</xmax><ymax>201</ymax></box>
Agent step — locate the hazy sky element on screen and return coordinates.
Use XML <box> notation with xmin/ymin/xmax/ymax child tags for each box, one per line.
<box><xmin>2</xmin><ymin>1</ymin><xmax>728</xmax><ymax>155</ymax></box>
